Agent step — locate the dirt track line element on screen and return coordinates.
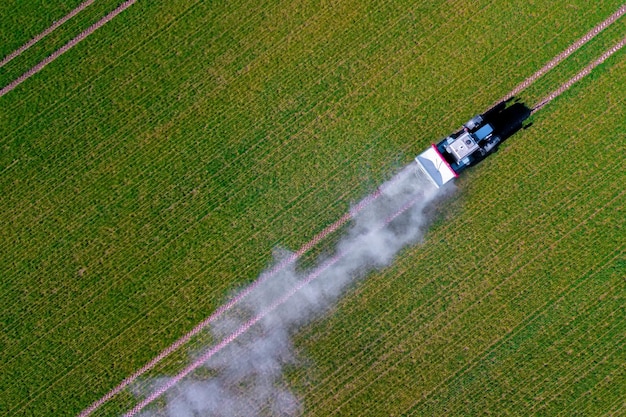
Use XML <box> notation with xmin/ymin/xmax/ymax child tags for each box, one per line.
<box><xmin>121</xmin><ymin>192</ymin><xmax>428</xmax><ymax>417</ymax></box>
<box><xmin>0</xmin><ymin>0</ymin><xmax>95</xmax><ymax>68</ymax></box>
<box><xmin>497</xmin><ymin>4</ymin><xmax>626</xmax><ymax>105</ymax></box>
<box><xmin>75</xmin><ymin>176</ymin><xmax>399</xmax><ymax>417</ymax></box>
<box><xmin>0</xmin><ymin>0</ymin><xmax>136</xmax><ymax>98</ymax></box>
<box><xmin>533</xmin><ymin>35</ymin><xmax>626</xmax><ymax>112</ymax></box>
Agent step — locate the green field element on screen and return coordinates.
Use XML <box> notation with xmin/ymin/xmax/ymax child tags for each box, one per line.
<box><xmin>1</xmin><ymin>0</ymin><xmax>625</xmax><ymax>415</ymax></box>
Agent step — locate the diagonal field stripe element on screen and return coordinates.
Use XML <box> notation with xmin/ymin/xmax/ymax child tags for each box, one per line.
<box><xmin>532</xmin><ymin>34</ymin><xmax>626</xmax><ymax>112</ymax></box>
<box><xmin>0</xmin><ymin>0</ymin><xmax>136</xmax><ymax>98</ymax></box>
<box><xmin>76</xmin><ymin>178</ymin><xmax>393</xmax><ymax>417</ymax></box>
<box><xmin>496</xmin><ymin>4</ymin><xmax>626</xmax><ymax>105</ymax></box>
<box><xmin>0</xmin><ymin>0</ymin><xmax>95</xmax><ymax>68</ymax></box>
<box><xmin>121</xmin><ymin>188</ymin><xmax>428</xmax><ymax>417</ymax></box>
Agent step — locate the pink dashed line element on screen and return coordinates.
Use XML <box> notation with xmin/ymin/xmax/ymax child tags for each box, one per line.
<box><xmin>533</xmin><ymin>35</ymin><xmax>626</xmax><ymax>112</ymax></box>
<box><xmin>497</xmin><ymin>4</ymin><xmax>626</xmax><ymax>105</ymax></box>
<box><xmin>77</xmin><ymin>181</ymin><xmax>394</xmax><ymax>417</ymax></box>
<box><xmin>0</xmin><ymin>0</ymin><xmax>136</xmax><ymax>98</ymax></box>
<box><xmin>0</xmin><ymin>0</ymin><xmax>95</xmax><ymax>68</ymax></box>
<box><xmin>122</xmin><ymin>192</ymin><xmax>423</xmax><ymax>417</ymax></box>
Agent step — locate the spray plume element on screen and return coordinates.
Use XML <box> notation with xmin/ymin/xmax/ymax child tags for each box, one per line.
<box><xmin>127</xmin><ymin>163</ymin><xmax>452</xmax><ymax>416</ymax></box>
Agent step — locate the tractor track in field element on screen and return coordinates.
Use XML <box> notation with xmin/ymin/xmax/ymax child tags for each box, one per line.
<box><xmin>532</xmin><ymin>34</ymin><xmax>626</xmax><ymax>112</ymax></box>
<box><xmin>0</xmin><ymin>0</ymin><xmax>136</xmax><ymax>98</ymax></box>
<box><xmin>0</xmin><ymin>0</ymin><xmax>95</xmax><ymax>68</ymax></box>
<box><xmin>498</xmin><ymin>3</ymin><xmax>626</xmax><ymax>105</ymax></box>
<box><xmin>73</xmin><ymin>4</ymin><xmax>626</xmax><ymax>416</ymax></box>
<box><xmin>75</xmin><ymin>181</ymin><xmax>390</xmax><ymax>417</ymax></box>
<box><xmin>122</xmin><ymin>188</ymin><xmax>433</xmax><ymax>417</ymax></box>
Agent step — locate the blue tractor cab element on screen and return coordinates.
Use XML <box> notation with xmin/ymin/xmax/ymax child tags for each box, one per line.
<box><xmin>415</xmin><ymin>114</ymin><xmax>501</xmax><ymax>188</ymax></box>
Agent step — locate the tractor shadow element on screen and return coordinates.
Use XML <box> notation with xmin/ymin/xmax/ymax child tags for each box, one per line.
<box><xmin>482</xmin><ymin>97</ymin><xmax>533</xmax><ymax>142</ymax></box>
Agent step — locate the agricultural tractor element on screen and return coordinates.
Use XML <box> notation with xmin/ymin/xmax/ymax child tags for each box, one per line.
<box><xmin>415</xmin><ymin>114</ymin><xmax>500</xmax><ymax>188</ymax></box>
<box><xmin>415</xmin><ymin>101</ymin><xmax>531</xmax><ymax>188</ymax></box>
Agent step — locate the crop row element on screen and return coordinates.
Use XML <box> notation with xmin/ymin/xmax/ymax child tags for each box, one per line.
<box><xmin>116</xmin><ymin>18</ymin><xmax>620</xmax><ymax>416</ymax></box>
<box><xmin>1</xmin><ymin>0</ymin><xmax>624</xmax><ymax>415</ymax></box>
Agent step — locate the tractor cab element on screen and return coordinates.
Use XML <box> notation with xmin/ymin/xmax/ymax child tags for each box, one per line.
<box><xmin>415</xmin><ymin>115</ymin><xmax>501</xmax><ymax>188</ymax></box>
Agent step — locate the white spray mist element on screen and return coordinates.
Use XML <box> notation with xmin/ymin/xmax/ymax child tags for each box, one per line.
<box><xmin>137</xmin><ymin>163</ymin><xmax>453</xmax><ymax>416</ymax></box>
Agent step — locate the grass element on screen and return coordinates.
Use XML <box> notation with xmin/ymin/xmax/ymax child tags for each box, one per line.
<box><xmin>1</xmin><ymin>0</ymin><xmax>624</xmax><ymax>415</ymax></box>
